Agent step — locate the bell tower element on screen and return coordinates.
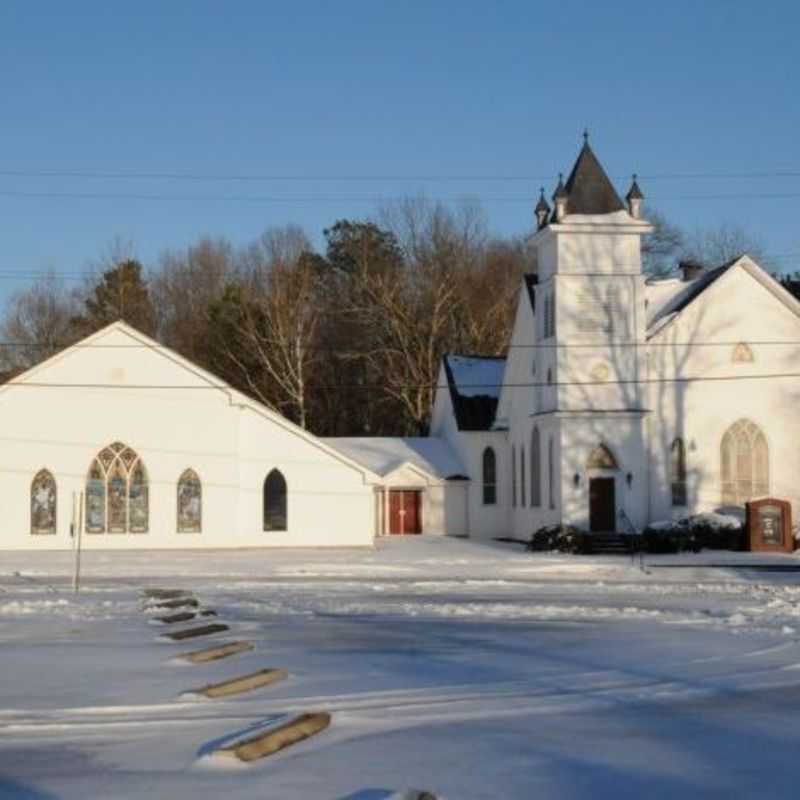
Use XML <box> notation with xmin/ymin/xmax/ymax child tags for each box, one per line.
<box><xmin>532</xmin><ymin>136</ymin><xmax>653</xmax><ymax>413</ymax></box>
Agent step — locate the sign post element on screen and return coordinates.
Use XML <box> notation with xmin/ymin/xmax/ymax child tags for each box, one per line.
<box><xmin>73</xmin><ymin>491</ymin><xmax>84</xmax><ymax>593</ymax></box>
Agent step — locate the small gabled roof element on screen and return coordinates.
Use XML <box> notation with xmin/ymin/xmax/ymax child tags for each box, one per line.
<box><xmin>646</xmin><ymin>258</ymin><xmax>739</xmax><ymax>332</ymax></box>
<box><xmin>323</xmin><ymin>436</ymin><xmax>467</xmax><ymax>481</ymax></box>
<box><xmin>442</xmin><ymin>354</ymin><xmax>506</xmax><ymax>431</ymax></box>
<box><xmin>561</xmin><ymin>141</ymin><xmax>626</xmax><ymax>216</ymax></box>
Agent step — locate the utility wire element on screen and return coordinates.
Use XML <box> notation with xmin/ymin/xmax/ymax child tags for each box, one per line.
<box><xmin>0</xmin><ymin>169</ymin><xmax>798</xmax><ymax>182</ymax></box>
<box><xmin>0</xmin><ymin>189</ymin><xmax>799</xmax><ymax>203</ymax></box>
<box><xmin>4</xmin><ymin>371</ymin><xmax>800</xmax><ymax>390</ymax></box>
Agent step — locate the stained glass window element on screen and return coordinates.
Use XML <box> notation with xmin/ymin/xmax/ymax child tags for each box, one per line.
<box><xmin>31</xmin><ymin>469</ymin><xmax>57</xmax><ymax>535</ymax></box>
<box><xmin>177</xmin><ymin>469</ymin><xmax>202</xmax><ymax>533</ymax></box>
<box><xmin>85</xmin><ymin>443</ymin><xmax>149</xmax><ymax>533</ymax></box>
<box><xmin>263</xmin><ymin>469</ymin><xmax>287</xmax><ymax>532</ymax></box>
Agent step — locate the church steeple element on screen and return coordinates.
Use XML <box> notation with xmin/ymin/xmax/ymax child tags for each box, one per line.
<box><xmin>559</xmin><ymin>136</ymin><xmax>626</xmax><ymax>217</ymax></box>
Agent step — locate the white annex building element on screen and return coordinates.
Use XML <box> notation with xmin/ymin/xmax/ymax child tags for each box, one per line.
<box><xmin>8</xmin><ymin>139</ymin><xmax>800</xmax><ymax>550</ymax></box>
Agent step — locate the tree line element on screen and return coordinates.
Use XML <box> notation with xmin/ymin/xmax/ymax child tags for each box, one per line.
<box><xmin>0</xmin><ymin>199</ymin><xmax>778</xmax><ymax>436</ymax></box>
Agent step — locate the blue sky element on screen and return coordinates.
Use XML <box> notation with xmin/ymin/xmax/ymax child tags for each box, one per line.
<box><xmin>0</xmin><ymin>0</ymin><xmax>798</xmax><ymax>300</ymax></box>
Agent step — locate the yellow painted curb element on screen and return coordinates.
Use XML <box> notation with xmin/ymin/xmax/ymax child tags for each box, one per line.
<box><xmin>162</xmin><ymin>623</ymin><xmax>229</xmax><ymax>641</ymax></box>
<box><xmin>147</xmin><ymin>597</ymin><xmax>199</xmax><ymax>610</ymax></box>
<box><xmin>143</xmin><ymin>588</ymin><xmax>189</xmax><ymax>600</ymax></box>
<box><xmin>193</xmin><ymin>668</ymin><xmax>288</xmax><ymax>698</ymax></box>
<box><xmin>178</xmin><ymin>640</ymin><xmax>255</xmax><ymax>664</ymax></box>
<box><xmin>216</xmin><ymin>712</ymin><xmax>331</xmax><ymax>762</ymax></box>
<box><xmin>155</xmin><ymin>611</ymin><xmax>197</xmax><ymax>624</ymax></box>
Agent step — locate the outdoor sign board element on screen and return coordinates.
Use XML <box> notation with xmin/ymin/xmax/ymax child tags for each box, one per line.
<box><xmin>745</xmin><ymin>498</ymin><xmax>794</xmax><ymax>553</ymax></box>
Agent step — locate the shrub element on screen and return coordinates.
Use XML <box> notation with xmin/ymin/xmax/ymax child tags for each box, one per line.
<box><xmin>528</xmin><ymin>524</ymin><xmax>589</xmax><ymax>555</ymax></box>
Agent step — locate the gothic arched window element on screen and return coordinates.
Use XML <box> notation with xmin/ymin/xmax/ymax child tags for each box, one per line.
<box><xmin>177</xmin><ymin>469</ymin><xmax>202</xmax><ymax>533</ymax></box>
<box><xmin>263</xmin><ymin>469</ymin><xmax>288</xmax><ymax>531</ymax></box>
<box><xmin>721</xmin><ymin>420</ymin><xmax>769</xmax><ymax>506</ymax></box>
<box><xmin>482</xmin><ymin>447</ymin><xmax>497</xmax><ymax>505</ymax></box>
<box><xmin>530</xmin><ymin>427</ymin><xmax>541</xmax><ymax>507</ymax></box>
<box><xmin>85</xmin><ymin>442</ymin><xmax>149</xmax><ymax>533</ymax></box>
<box><xmin>671</xmin><ymin>438</ymin><xmax>687</xmax><ymax>506</ymax></box>
<box><xmin>732</xmin><ymin>343</ymin><xmax>754</xmax><ymax>363</ymax></box>
<box><xmin>586</xmin><ymin>444</ymin><xmax>618</xmax><ymax>470</ymax></box>
<box><xmin>520</xmin><ymin>445</ymin><xmax>526</xmax><ymax>507</ymax></box>
<box><xmin>548</xmin><ymin>436</ymin><xmax>556</xmax><ymax>509</ymax></box>
<box><xmin>31</xmin><ymin>469</ymin><xmax>56</xmax><ymax>535</ymax></box>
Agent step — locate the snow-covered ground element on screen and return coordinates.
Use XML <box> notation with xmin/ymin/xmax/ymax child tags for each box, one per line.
<box><xmin>3</xmin><ymin>537</ymin><xmax>800</xmax><ymax>798</ymax></box>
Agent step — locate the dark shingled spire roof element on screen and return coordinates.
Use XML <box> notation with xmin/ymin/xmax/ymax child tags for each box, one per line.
<box><xmin>561</xmin><ymin>140</ymin><xmax>625</xmax><ymax>216</ymax></box>
<box><xmin>535</xmin><ymin>187</ymin><xmax>550</xmax><ymax>213</ymax></box>
<box><xmin>626</xmin><ymin>174</ymin><xmax>644</xmax><ymax>201</ymax></box>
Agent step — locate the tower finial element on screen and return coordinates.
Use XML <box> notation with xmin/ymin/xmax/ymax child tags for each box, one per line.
<box><xmin>583</xmin><ymin>128</ymin><xmax>589</xmax><ymax>145</ymax></box>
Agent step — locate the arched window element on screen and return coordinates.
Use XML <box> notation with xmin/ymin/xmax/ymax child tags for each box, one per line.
<box><xmin>586</xmin><ymin>444</ymin><xmax>618</xmax><ymax>470</ymax></box>
<box><xmin>511</xmin><ymin>445</ymin><xmax>517</xmax><ymax>508</ymax></box>
<box><xmin>548</xmin><ymin>436</ymin><xmax>556</xmax><ymax>509</ymax></box>
<box><xmin>177</xmin><ymin>469</ymin><xmax>202</xmax><ymax>533</ymax></box>
<box><xmin>31</xmin><ymin>469</ymin><xmax>56</xmax><ymax>535</ymax></box>
<box><xmin>482</xmin><ymin>447</ymin><xmax>497</xmax><ymax>505</ymax></box>
<box><xmin>671</xmin><ymin>438</ymin><xmax>687</xmax><ymax>506</ymax></box>
<box><xmin>732</xmin><ymin>343</ymin><xmax>754</xmax><ymax>363</ymax></box>
<box><xmin>86</xmin><ymin>443</ymin><xmax>149</xmax><ymax>533</ymax></box>
<box><xmin>530</xmin><ymin>427</ymin><xmax>541</xmax><ymax>507</ymax></box>
<box><xmin>520</xmin><ymin>445</ymin><xmax>526</xmax><ymax>507</ymax></box>
<box><xmin>263</xmin><ymin>469</ymin><xmax>288</xmax><ymax>531</ymax></box>
<box><xmin>721</xmin><ymin>419</ymin><xmax>769</xmax><ymax>506</ymax></box>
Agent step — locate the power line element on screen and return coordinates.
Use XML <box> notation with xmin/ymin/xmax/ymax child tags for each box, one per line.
<box><xmin>4</xmin><ymin>370</ymin><xmax>800</xmax><ymax>391</ymax></box>
<box><xmin>3</xmin><ymin>338</ymin><xmax>800</xmax><ymax>352</ymax></box>
<box><xmin>0</xmin><ymin>189</ymin><xmax>798</xmax><ymax>204</ymax></box>
<box><xmin>0</xmin><ymin>168</ymin><xmax>798</xmax><ymax>182</ymax></box>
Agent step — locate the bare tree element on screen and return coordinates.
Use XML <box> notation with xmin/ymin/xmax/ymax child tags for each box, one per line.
<box><xmin>0</xmin><ymin>270</ymin><xmax>81</xmax><ymax>372</ymax></box>
<box><xmin>151</xmin><ymin>237</ymin><xmax>235</xmax><ymax>364</ymax></box>
<box><xmin>209</xmin><ymin>226</ymin><xmax>321</xmax><ymax>428</ymax></box>
<box><xmin>682</xmin><ymin>222</ymin><xmax>771</xmax><ymax>269</ymax></box>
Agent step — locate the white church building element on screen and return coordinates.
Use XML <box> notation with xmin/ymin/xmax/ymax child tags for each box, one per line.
<box><xmin>431</xmin><ymin>139</ymin><xmax>800</xmax><ymax>542</ymax></box>
<box><xmin>6</xmin><ymin>139</ymin><xmax>799</xmax><ymax>550</ymax></box>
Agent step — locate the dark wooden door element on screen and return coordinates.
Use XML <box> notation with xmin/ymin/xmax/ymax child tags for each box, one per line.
<box><xmin>388</xmin><ymin>490</ymin><xmax>422</xmax><ymax>534</ymax></box>
<box><xmin>589</xmin><ymin>478</ymin><xmax>616</xmax><ymax>532</ymax></box>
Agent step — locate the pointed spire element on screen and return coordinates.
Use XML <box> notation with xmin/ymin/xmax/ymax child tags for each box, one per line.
<box><xmin>626</xmin><ymin>173</ymin><xmax>644</xmax><ymax>218</ymax></box>
<box><xmin>552</xmin><ymin>173</ymin><xmax>567</xmax><ymax>222</ymax></box>
<box><xmin>626</xmin><ymin>173</ymin><xmax>643</xmax><ymax>200</ymax></box>
<box><xmin>583</xmin><ymin>128</ymin><xmax>589</xmax><ymax>146</ymax></box>
<box><xmin>560</xmin><ymin>138</ymin><xmax>625</xmax><ymax>216</ymax></box>
<box><xmin>535</xmin><ymin>187</ymin><xmax>551</xmax><ymax>230</ymax></box>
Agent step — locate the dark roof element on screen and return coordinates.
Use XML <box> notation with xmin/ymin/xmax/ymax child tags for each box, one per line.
<box><xmin>561</xmin><ymin>142</ymin><xmax>625</xmax><ymax>216</ymax></box>
<box><xmin>665</xmin><ymin>260</ymin><xmax>737</xmax><ymax>316</ymax></box>
<box><xmin>442</xmin><ymin>354</ymin><xmax>506</xmax><ymax>432</ymax></box>
<box><xmin>534</xmin><ymin>188</ymin><xmax>550</xmax><ymax>213</ymax></box>
<box><xmin>523</xmin><ymin>273</ymin><xmax>538</xmax><ymax>312</ymax></box>
<box><xmin>626</xmin><ymin>175</ymin><xmax>643</xmax><ymax>201</ymax></box>
<box><xmin>647</xmin><ymin>257</ymin><xmax>740</xmax><ymax>332</ymax></box>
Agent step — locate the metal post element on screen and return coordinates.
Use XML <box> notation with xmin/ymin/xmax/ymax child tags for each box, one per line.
<box><xmin>73</xmin><ymin>491</ymin><xmax>84</xmax><ymax>593</ymax></box>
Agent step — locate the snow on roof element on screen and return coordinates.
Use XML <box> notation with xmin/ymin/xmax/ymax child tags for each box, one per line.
<box><xmin>446</xmin><ymin>355</ymin><xmax>505</xmax><ymax>399</ymax></box>
<box><xmin>322</xmin><ymin>436</ymin><xmax>467</xmax><ymax>480</ymax></box>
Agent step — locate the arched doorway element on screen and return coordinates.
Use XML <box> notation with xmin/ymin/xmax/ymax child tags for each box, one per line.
<box><xmin>586</xmin><ymin>444</ymin><xmax>618</xmax><ymax>532</ymax></box>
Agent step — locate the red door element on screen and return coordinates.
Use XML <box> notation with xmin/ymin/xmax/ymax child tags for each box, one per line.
<box><xmin>388</xmin><ymin>490</ymin><xmax>422</xmax><ymax>534</ymax></box>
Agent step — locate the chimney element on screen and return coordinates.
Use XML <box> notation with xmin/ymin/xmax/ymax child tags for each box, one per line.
<box><xmin>679</xmin><ymin>259</ymin><xmax>704</xmax><ymax>282</ymax></box>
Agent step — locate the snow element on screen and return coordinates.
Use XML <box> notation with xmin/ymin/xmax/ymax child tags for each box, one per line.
<box><xmin>446</xmin><ymin>355</ymin><xmax>505</xmax><ymax>398</ymax></box>
<box><xmin>3</xmin><ymin>538</ymin><xmax>800</xmax><ymax>798</ymax></box>
<box><xmin>323</xmin><ymin>437</ymin><xmax>466</xmax><ymax>480</ymax></box>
